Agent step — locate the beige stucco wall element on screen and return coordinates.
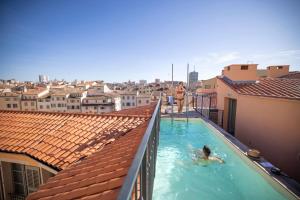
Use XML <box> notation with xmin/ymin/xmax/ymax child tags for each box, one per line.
<box><xmin>235</xmin><ymin>96</ymin><xmax>300</xmax><ymax>182</ymax></box>
<box><xmin>222</xmin><ymin>64</ymin><xmax>258</xmax><ymax>81</ymax></box>
<box><xmin>216</xmin><ymin>78</ymin><xmax>239</xmax><ymax>110</ymax></box>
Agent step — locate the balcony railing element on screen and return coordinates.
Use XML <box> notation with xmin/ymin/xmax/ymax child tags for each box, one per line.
<box><xmin>117</xmin><ymin>98</ymin><xmax>161</xmax><ymax>200</ymax></box>
<box><xmin>192</xmin><ymin>93</ymin><xmax>223</xmax><ymax>126</ymax></box>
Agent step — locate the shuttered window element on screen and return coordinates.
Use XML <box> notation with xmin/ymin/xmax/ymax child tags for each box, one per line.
<box><xmin>25</xmin><ymin>166</ymin><xmax>40</xmax><ymax>194</ymax></box>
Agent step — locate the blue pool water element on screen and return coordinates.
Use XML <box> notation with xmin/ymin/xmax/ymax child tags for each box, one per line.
<box><xmin>153</xmin><ymin>119</ymin><xmax>294</xmax><ymax>200</ymax></box>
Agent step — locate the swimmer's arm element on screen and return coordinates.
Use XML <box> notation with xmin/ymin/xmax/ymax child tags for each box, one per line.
<box><xmin>209</xmin><ymin>156</ymin><xmax>225</xmax><ymax>164</ymax></box>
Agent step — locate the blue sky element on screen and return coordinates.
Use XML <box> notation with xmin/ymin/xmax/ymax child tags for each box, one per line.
<box><xmin>1</xmin><ymin>0</ymin><xmax>300</xmax><ymax>82</ymax></box>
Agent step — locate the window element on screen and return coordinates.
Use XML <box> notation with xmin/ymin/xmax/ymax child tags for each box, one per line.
<box><xmin>126</xmin><ymin>102</ymin><xmax>130</xmax><ymax>106</ymax></box>
<box><xmin>122</xmin><ymin>103</ymin><xmax>125</xmax><ymax>106</ymax></box>
<box><xmin>7</xmin><ymin>104</ymin><xmax>11</xmax><ymax>108</ymax></box>
<box><xmin>12</xmin><ymin>163</ymin><xmax>26</xmax><ymax>195</ymax></box>
<box><xmin>51</xmin><ymin>97</ymin><xmax>54</xmax><ymax>101</ymax></box>
<box><xmin>14</xmin><ymin>98</ymin><xmax>18</xmax><ymax>101</ymax></box>
<box><xmin>132</xmin><ymin>103</ymin><xmax>135</xmax><ymax>106</ymax></box>
<box><xmin>72</xmin><ymin>106</ymin><xmax>75</xmax><ymax>109</ymax></box>
<box><xmin>5</xmin><ymin>98</ymin><xmax>10</xmax><ymax>101</ymax></box>
<box><xmin>132</xmin><ymin>96</ymin><xmax>135</xmax><ymax>99</ymax></box>
<box><xmin>76</xmin><ymin>105</ymin><xmax>80</xmax><ymax>109</ymax></box>
<box><xmin>46</xmin><ymin>99</ymin><xmax>50</xmax><ymax>102</ymax></box>
<box><xmin>122</xmin><ymin>96</ymin><xmax>125</xmax><ymax>100</ymax></box>
<box><xmin>138</xmin><ymin>100</ymin><xmax>142</xmax><ymax>104</ymax></box>
<box><xmin>56</xmin><ymin>97</ymin><xmax>60</xmax><ymax>101</ymax></box>
<box><xmin>146</xmin><ymin>100</ymin><xmax>149</xmax><ymax>104</ymax></box>
<box><xmin>40</xmin><ymin>105</ymin><xmax>43</xmax><ymax>109</ymax></box>
<box><xmin>58</xmin><ymin>104</ymin><xmax>61</xmax><ymax>107</ymax></box>
<box><xmin>46</xmin><ymin>105</ymin><xmax>50</xmax><ymax>109</ymax></box>
<box><xmin>127</xmin><ymin>96</ymin><xmax>130</xmax><ymax>100</ymax></box>
<box><xmin>101</xmin><ymin>107</ymin><xmax>105</xmax><ymax>109</ymax></box>
<box><xmin>227</xmin><ymin>66</ymin><xmax>230</xmax><ymax>70</ymax></box>
<box><xmin>277</xmin><ymin>66</ymin><xmax>283</xmax><ymax>69</ymax></box>
<box><xmin>62</xmin><ymin>97</ymin><xmax>65</xmax><ymax>101</ymax></box>
<box><xmin>24</xmin><ymin>102</ymin><xmax>28</xmax><ymax>106</ymax></box>
<box><xmin>38</xmin><ymin>99</ymin><xmax>42</xmax><ymax>102</ymax></box>
<box><xmin>241</xmin><ymin>65</ymin><xmax>248</xmax><ymax>70</ymax></box>
<box><xmin>31</xmin><ymin>102</ymin><xmax>34</xmax><ymax>106</ymax></box>
<box><xmin>103</xmin><ymin>99</ymin><xmax>106</xmax><ymax>103</ymax></box>
<box><xmin>25</xmin><ymin>166</ymin><xmax>40</xmax><ymax>193</ymax></box>
<box><xmin>94</xmin><ymin>106</ymin><xmax>97</xmax><ymax>110</ymax></box>
<box><xmin>13</xmin><ymin>104</ymin><xmax>18</xmax><ymax>108</ymax></box>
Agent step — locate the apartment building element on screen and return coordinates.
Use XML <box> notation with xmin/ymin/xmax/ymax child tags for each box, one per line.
<box><xmin>87</xmin><ymin>83</ymin><xmax>112</xmax><ymax>96</ymax></box>
<box><xmin>0</xmin><ymin>92</ymin><xmax>21</xmax><ymax>111</ymax></box>
<box><xmin>67</xmin><ymin>91</ymin><xmax>87</xmax><ymax>113</ymax></box>
<box><xmin>137</xmin><ymin>95</ymin><xmax>151</xmax><ymax>107</ymax></box>
<box><xmin>50</xmin><ymin>92</ymin><xmax>69</xmax><ymax>112</ymax></box>
<box><xmin>138</xmin><ymin>86</ymin><xmax>152</xmax><ymax>95</ymax></box>
<box><xmin>81</xmin><ymin>95</ymin><xmax>115</xmax><ymax>114</ymax></box>
<box><xmin>37</xmin><ymin>94</ymin><xmax>51</xmax><ymax>112</ymax></box>
<box><xmin>204</xmin><ymin>64</ymin><xmax>300</xmax><ymax>182</ymax></box>
<box><xmin>120</xmin><ymin>91</ymin><xmax>137</xmax><ymax>109</ymax></box>
<box><xmin>21</xmin><ymin>89</ymin><xmax>49</xmax><ymax>111</ymax></box>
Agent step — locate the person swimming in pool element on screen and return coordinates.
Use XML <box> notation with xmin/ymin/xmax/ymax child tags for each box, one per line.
<box><xmin>194</xmin><ymin>145</ymin><xmax>224</xmax><ymax>164</ymax></box>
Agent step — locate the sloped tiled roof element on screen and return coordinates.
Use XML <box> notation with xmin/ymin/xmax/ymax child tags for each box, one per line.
<box><xmin>279</xmin><ymin>71</ymin><xmax>300</xmax><ymax>79</ymax></box>
<box><xmin>218</xmin><ymin>76</ymin><xmax>300</xmax><ymax>100</ymax></box>
<box><xmin>27</xmin><ymin>121</ymin><xmax>148</xmax><ymax>200</ymax></box>
<box><xmin>0</xmin><ymin>106</ymin><xmax>153</xmax><ymax>170</ymax></box>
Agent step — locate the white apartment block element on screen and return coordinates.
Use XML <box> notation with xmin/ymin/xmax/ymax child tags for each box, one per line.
<box><xmin>120</xmin><ymin>91</ymin><xmax>137</xmax><ymax>109</ymax></box>
<box><xmin>81</xmin><ymin>95</ymin><xmax>115</xmax><ymax>114</ymax></box>
<box><xmin>21</xmin><ymin>89</ymin><xmax>49</xmax><ymax>111</ymax></box>
<box><xmin>87</xmin><ymin>84</ymin><xmax>112</xmax><ymax>96</ymax></box>
<box><xmin>37</xmin><ymin>94</ymin><xmax>51</xmax><ymax>112</ymax></box>
<box><xmin>136</xmin><ymin>95</ymin><xmax>151</xmax><ymax>107</ymax></box>
<box><xmin>50</xmin><ymin>92</ymin><xmax>69</xmax><ymax>112</ymax></box>
<box><xmin>138</xmin><ymin>86</ymin><xmax>152</xmax><ymax>95</ymax></box>
<box><xmin>0</xmin><ymin>92</ymin><xmax>21</xmax><ymax>111</ymax></box>
<box><xmin>67</xmin><ymin>91</ymin><xmax>87</xmax><ymax>113</ymax></box>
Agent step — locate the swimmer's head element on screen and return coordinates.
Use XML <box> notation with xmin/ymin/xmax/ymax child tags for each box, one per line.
<box><xmin>203</xmin><ymin>145</ymin><xmax>211</xmax><ymax>157</ymax></box>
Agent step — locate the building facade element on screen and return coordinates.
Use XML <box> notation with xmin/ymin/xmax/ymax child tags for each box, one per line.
<box><xmin>67</xmin><ymin>91</ymin><xmax>87</xmax><ymax>113</ymax></box>
<box><xmin>120</xmin><ymin>91</ymin><xmax>137</xmax><ymax>109</ymax></box>
<box><xmin>0</xmin><ymin>92</ymin><xmax>21</xmax><ymax>111</ymax></box>
<box><xmin>50</xmin><ymin>93</ymin><xmax>69</xmax><ymax>112</ymax></box>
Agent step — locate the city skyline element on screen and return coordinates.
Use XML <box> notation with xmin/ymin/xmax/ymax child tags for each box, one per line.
<box><xmin>1</xmin><ymin>0</ymin><xmax>300</xmax><ymax>82</ymax></box>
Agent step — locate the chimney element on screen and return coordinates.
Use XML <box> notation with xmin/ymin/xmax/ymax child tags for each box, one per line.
<box><xmin>266</xmin><ymin>65</ymin><xmax>289</xmax><ymax>78</ymax></box>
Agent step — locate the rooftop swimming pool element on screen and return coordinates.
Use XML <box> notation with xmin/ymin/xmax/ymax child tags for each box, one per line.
<box><xmin>153</xmin><ymin>118</ymin><xmax>297</xmax><ymax>200</ymax></box>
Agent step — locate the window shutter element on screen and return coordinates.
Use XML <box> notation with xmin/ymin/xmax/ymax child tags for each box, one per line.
<box><xmin>25</xmin><ymin>167</ymin><xmax>40</xmax><ymax>193</ymax></box>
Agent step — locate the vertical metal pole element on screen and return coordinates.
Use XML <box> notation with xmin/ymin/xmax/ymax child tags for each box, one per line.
<box><xmin>186</xmin><ymin>63</ymin><xmax>189</xmax><ymax>121</ymax></box>
<box><xmin>171</xmin><ymin>64</ymin><xmax>174</xmax><ymax>121</ymax></box>
<box><xmin>201</xmin><ymin>95</ymin><xmax>203</xmax><ymax>116</ymax></box>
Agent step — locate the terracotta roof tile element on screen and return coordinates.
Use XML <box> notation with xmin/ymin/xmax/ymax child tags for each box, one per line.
<box><xmin>25</xmin><ymin>104</ymin><xmax>156</xmax><ymax>200</ymax></box>
<box><xmin>0</xmin><ymin>104</ymin><xmax>155</xmax><ymax>171</ymax></box>
<box><xmin>218</xmin><ymin>76</ymin><xmax>300</xmax><ymax>100</ymax></box>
